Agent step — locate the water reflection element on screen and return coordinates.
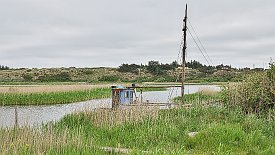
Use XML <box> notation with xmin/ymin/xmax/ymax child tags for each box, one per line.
<box><xmin>142</xmin><ymin>85</ymin><xmax>220</xmax><ymax>103</ymax></box>
<box><xmin>0</xmin><ymin>99</ymin><xmax>111</xmax><ymax>128</ymax></box>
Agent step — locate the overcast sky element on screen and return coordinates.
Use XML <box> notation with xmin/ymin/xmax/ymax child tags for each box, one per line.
<box><xmin>0</xmin><ymin>0</ymin><xmax>274</xmax><ymax>68</ymax></box>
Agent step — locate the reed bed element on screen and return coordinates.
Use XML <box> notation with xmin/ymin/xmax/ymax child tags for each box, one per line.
<box><xmin>137</xmin><ymin>87</ymin><xmax>166</xmax><ymax>92</ymax></box>
<box><xmin>53</xmin><ymin>104</ymin><xmax>275</xmax><ymax>154</ymax></box>
<box><xmin>0</xmin><ymin>127</ymin><xmax>100</xmax><ymax>154</ymax></box>
<box><xmin>0</xmin><ymin>88</ymin><xmax>110</xmax><ymax>106</ymax></box>
<box><xmin>0</xmin><ymin>85</ymin><xmax>166</xmax><ymax>106</ymax></box>
<box><xmin>0</xmin><ymin>84</ymin><xmax>108</xmax><ymax>93</ymax></box>
<box><xmin>198</xmin><ymin>87</ymin><xmax>219</xmax><ymax>95</ymax></box>
<box><xmin>173</xmin><ymin>89</ymin><xmax>222</xmax><ymax>106</ymax></box>
<box><xmin>80</xmin><ymin>106</ymin><xmax>159</xmax><ymax>127</ymax></box>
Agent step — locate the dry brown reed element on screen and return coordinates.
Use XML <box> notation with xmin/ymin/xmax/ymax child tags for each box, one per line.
<box><xmin>0</xmin><ymin>127</ymin><xmax>89</xmax><ymax>154</ymax></box>
<box><xmin>198</xmin><ymin>87</ymin><xmax>219</xmax><ymax>95</ymax></box>
<box><xmin>81</xmin><ymin>106</ymin><xmax>160</xmax><ymax>127</ymax></box>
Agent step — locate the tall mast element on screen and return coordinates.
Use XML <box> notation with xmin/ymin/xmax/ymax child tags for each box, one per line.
<box><xmin>181</xmin><ymin>4</ymin><xmax>187</xmax><ymax>98</ymax></box>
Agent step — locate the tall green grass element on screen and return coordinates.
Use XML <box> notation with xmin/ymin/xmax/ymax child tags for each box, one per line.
<box><xmin>0</xmin><ymin>127</ymin><xmax>117</xmax><ymax>155</ymax></box>
<box><xmin>1</xmin><ymin>94</ymin><xmax>274</xmax><ymax>154</ymax></box>
<box><xmin>52</xmin><ymin>105</ymin><xmax>275</xmax><ymax>154</ymax></box>
<box><xmin>173</xmin><ymin>90</ymin><xmax>222</xmax><ymax>106</ymax></box>
<box><xmin>0</xmin><ymin>88</ymin><xmax>110</xmax><ymax>106</ymax></box>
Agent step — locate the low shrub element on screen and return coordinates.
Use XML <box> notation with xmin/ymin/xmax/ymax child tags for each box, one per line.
<box><xmin>222</xmin><ymin>63</ymin><xmax>274</xmax><ymax>114</ymax></box>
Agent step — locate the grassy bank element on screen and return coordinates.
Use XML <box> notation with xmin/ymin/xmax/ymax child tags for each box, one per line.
<box><xmin>0</xmin><ymin>84</ymin><xmax>109</xmax><ymax>93</ymax></box>
<box><xmin>137</xmin><ymin>87</ymin><xmax>167</xmax><ymax>92</ymax></box>
<box><xmin>173</xmin><ymin>92</ymin><xmax>222</xmax><ymax>104</ymax></box>
<box><xmin>143</xmin><ymin>82</ymin><xmax>226</xmax><ymax>86</ymax></box>
<box><xmin>1</xmin><ymin>104</ymin><xmax>274</xmax><ymax>154</ymax></box>
<box><xmin>173</xmin><ymin>86</ymin><xmax>222</xmax><ymax>105</ymax></box>
<box><xmin>57</xmin><ymin>106</ymin><xmax>274</xmax><ymax>154</ymax></box>
<box><xmin>0</xmin><ymin>88</ymin><xmax>111</xmax><ymax>106</ymax></box>
<box><xmin>0</xmin><ymin>86</ymin><xmax>166</xmax><ymax>106</ymax></box>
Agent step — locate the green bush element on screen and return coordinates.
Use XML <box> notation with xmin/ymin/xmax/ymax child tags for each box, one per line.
<box><xmin>222</xmin><ymin>68</ymin><xmax>274</xmax><ymax>113</ymax></box>
<box><xmin>22</xmin><ymin>74</ymin><xmax>33</xmax><ymax>81</ymax></box>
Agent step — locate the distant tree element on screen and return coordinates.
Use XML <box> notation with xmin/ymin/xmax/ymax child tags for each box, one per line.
<box><xmin>117</xmin><ymin>64</ymin><xmax>140</xmax><ymax>73</ymax></box>
<box><xmin>117</xmin><ymin>60</ymin><xmax>179</xmax><ymax>76</ymax></box>
<box><xmin>216</xmin><ymin>64</ymin><xmax>225</xmax><ymax>70</ymax></box>
<box><xmin>0</xmin><ymin>65</ymin><xmax>9</xmax><ymax>70</ymax></box>
<box><xmin>171</xmin><ymin>61</ymin><xmax>179</xmax><ymax>68</ymax></box>
<box><xmin>186</xmin><ymin>60</ymin><xmax>203</xmax><ymax>69</ymax></box>
<box><xmin>147</xmin><ymin>61</ymin><xmax>164</xmax><ymax>75</ymax></box>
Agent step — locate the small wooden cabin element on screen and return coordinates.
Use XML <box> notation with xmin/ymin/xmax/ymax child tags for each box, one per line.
<box><xmin>111</xmin><ymin>85</ymin><xmax>135</xmax><ymax>108</ymax></box>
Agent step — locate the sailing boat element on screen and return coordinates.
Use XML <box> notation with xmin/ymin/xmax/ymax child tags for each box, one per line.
<box><xmin>111</xmin><ymin>4</ymin><xmax>188</xmax><ymax>109</ymax></box>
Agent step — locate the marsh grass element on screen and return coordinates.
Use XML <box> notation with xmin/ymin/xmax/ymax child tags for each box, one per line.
<box><xmin>0</xmin><ymin>127</ymin><xmax>105</xmax><ymax>155</ymax></box>
<box><xmin>136</xmin><ymin>87</ymin><xmax>167</xmax><ymax>92</ymax></box>
<box><xmin>52</xmin><ymin>105</ymin><xmax>275</xmax><ymax>154</ymax></box>
<box><xmin>198</xmin><ymin>87</ymin><xmax>219</xmax><ymax>95</ymax></box>
<box><xmin>83</xmin><ymin>106</ymin><xmax>159</xmax><ymax>127</ymax></box>
<box><xmin>0</xmin><ymin>84</ymin><xmax>109</xmax><ymax>93</ymax></box>
<box><xmin>0</xmin><ymin>88</ymin><xmax>110</xmax><ymax>106</ymax></box>
<box><xmin>173</xmin><ymin>88</ymin><xmax>222</xmax><ymax>106</ymax></box>
<box><xmin>0</xmin><ymin>85</ymin><xmax>166</xmax><ymax>106</ymax></box>
<box><xmin>1</xmin><ymin>94</ymin><xmax>275</xmax><ymax>154</ymax></box>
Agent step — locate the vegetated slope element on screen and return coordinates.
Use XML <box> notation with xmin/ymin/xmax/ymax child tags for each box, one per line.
<box><xmin>0</xmin><ymin>67</ymin><xmax>142</xmax><ymax>83</ymax></box>
<box><xmin>0</xmin><ymin>60</ymin><xmax>264</xmax><ymax>83</ymax></box>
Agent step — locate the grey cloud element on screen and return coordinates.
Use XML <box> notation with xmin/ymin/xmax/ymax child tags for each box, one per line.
<box><xmin>0</xmin><ymin>0</ymin><xmax>274</xmax><ymax>68</ymax></box>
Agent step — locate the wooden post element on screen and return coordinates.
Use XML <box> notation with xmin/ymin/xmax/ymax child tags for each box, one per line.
<box><xmin>14</xmin><ymin>106</ymin><xmax>18</xmax><ymax>127</ymax></box>
<box><xmin>140</xmin><ymin>89</ymin><xmax>143</xmax><ymax>103</ymax></box>
<box><xmin>181</xmin><ymin>4</ymin><xmax>188</xmax><ymax>99</ymax></box>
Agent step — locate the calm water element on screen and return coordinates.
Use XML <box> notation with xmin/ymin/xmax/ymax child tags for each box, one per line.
<box><xmin>0</xmin><ymin>85</ymin><xmax>220</xmax><ymax>128</ymax></box>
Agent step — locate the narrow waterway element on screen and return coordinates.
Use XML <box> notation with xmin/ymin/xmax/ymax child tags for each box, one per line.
<box><xmin>0</xmin><ymin>85</ymin><xmax>220</xmax><ymax>128</ymax></box>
